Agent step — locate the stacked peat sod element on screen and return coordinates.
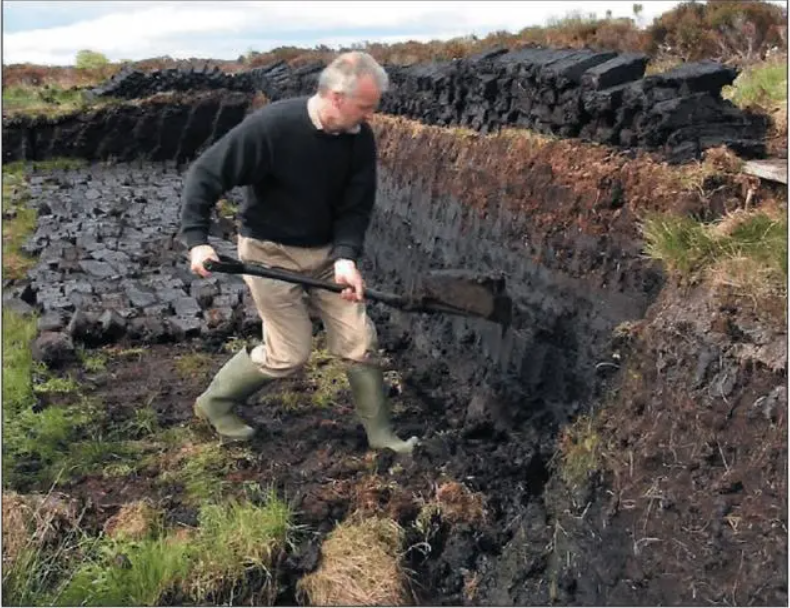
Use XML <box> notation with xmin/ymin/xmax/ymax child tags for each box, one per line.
<box><xmin>378</xmin><ymin>48</ymin><xmax>768</xmax><ymax>162</ymax></box>
<box><xmin>86</xmin><ymin>63</ymin><xmax>253</xmax><ymax>98</ymax></box>
<box><xmin>579</xmin><ymin>57</ymin><xmax>768</xmax><ymax>161</ymax></box>
<box><xmin>87</xmin><ymin>60</ymin><xmax>326</xmax><ymax>102</ymax></box>
<box><xmin>48</xmin><ymin>46</ymin><xmax>773</xmax><ymax>163</ymax></box>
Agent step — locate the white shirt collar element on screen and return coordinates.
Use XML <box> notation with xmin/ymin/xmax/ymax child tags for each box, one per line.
<box><xmin>307</xmin><ymin>95</ymin><xmax>360</xmax><ymax>135</ymax></box>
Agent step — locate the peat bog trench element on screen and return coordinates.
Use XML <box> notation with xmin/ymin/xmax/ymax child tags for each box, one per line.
<box><xmin>3</xmin><ymin>44</ymin><xmax>781</xmax><ymax>606</ymax></box>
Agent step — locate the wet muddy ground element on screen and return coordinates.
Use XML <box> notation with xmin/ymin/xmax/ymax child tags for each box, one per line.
<box><xmin>36</xmin><ymin>319</ymin><xmax>559</xmax><ymax>606</ymax></box>
<box><xmin>37</xmin><ymin>282</ymin><xmax>787</xmax><ymax>607</ymax></box>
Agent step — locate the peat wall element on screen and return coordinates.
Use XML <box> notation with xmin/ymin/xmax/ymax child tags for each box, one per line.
<box><xmin>2</xmin><ymin>90</ymin><xmax>252</xmax><ymax>164</ymax></box>
<box><xmin>6</xmin><ymin>110</ymin><xmax>685</xmax><ymax>431</ymax></box>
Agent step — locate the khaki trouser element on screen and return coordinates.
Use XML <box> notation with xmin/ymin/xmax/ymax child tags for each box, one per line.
<box><xmin>237</xmin><ymin>236</ymin><xmax>379</xmax><ymax>378</ymax></box>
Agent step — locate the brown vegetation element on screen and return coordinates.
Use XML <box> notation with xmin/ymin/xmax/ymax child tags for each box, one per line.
<box><xmin>242</xmin><ymin>2</ymin><xmax>785</xmax><ymax>69</ymax></box>
<box><xmin>431</xmin><ymin>481</ymin><xmax>487</xmax><ymax>526</ymax></box>
<box><xmin>2</xmin><ymin>491</ymin><xmax>81</xmax><ymax>567</ymax></box>
<box><xmin>296</xmin><ymin>515</ymin><xmax>413</xmax><ymax>606</ymax></box>
<box><xmin>102</xmin><ymin>500</ymin><xmax>162</xmax><ymax>541</ymax></box>
<box><xmin>371</xmin><ymin>116</ymin><xmax>766</xmax><ymax>250</ymax></box>
<box><xmin>647</xmin><ymin>0</ymin><xmax>787</xmax><ymax>63</ymax></box>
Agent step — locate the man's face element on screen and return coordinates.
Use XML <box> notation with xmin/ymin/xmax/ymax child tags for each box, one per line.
<box><xmin>330</xmin><ymin>74</ymin><xmax>381</xmax><ymax>130</ymax></box>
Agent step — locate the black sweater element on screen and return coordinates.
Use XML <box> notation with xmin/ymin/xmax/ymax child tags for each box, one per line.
<box><xmin>180</xmin><ymin>96</ymin><xmax>377</xmax><ymax>262</ymax></box>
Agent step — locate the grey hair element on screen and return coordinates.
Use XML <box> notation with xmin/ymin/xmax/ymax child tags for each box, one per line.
<box><xmin>317</xmin><ymin>51</ymin><xmax>389</xmax><ymax>96</ymax></box>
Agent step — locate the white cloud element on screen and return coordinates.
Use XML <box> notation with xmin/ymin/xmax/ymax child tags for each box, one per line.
<box><xmin>2</xmin><ymin>0</ymin><xmax>739</xmax><ymax>66</ymax></box>
<box><xmin>5</xmin><ymin>6</ymin><xmax>250</xmax><ymax>58</ymax></box>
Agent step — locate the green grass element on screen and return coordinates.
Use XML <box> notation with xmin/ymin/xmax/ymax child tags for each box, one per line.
<box><xmin>2</xmin><ymin>163</ymin><xmax>38</xmax><ymax>280</ymax></box>
<box><xmin>641</xmin><ymin>210</ymin><xmax>788</xmax><ymax>295</ymax></box>
<box><xmin>125</xmin><ymin>406</ymin><xmax>160</xmax><ymax>438</ymax></box>
<box><xmin>3</xmin><ymin>353</ymin><xmax>155</xmax><ymax>488</ymax></box>
<box><xmin>2</xmin><ymin>398</ymin><xmax>101</xmax><ymax>489</ymax></box>
<box><xmin>2</xmin><ymin>85</ymin><xmax>118</xmax><ymax>119</ymax></box>
<box><xmin>54</xmin><ymin>536</ymin><xmax>191</xmax><ymax>607</ymax></box>
<box><xmin>2</xmin><ymin>309</ymin><xmax>39</xmax><ymax>416</ymax></box>
<box><xmin>53</xmin><ymin>493</ymin><xmax>292</xmax><ymax>606</ymax></box>
<box><xmin>723</xmin><ymin>58</ymin><xmax>788</xmax><ymax>109</ymax></box>
<box><xmin>3</xmin><ymin>544</ymin><xmax>57</xmax><ymax>606</ymax></box>
<box><xmin>306</xmin><ymin>348</ymin><xmax>350</xmax><ymax>408</ymax></box>
<box><xmin>3</xmin><ymin>84</ymin><xmax>85</xmax><ymax>107</ymax></box>
<box><xmin>4</xmin><ymin>423</ymin><xmax>294</xmax><ymax>607</ymax></box>
<box><xmin>256</xmin><ymin>345</ymin><xmax>350</xmax><ymax>411</ymax></box>
<box><xmin>33</xmin><ymin>375</ymin><xmax>80</xmax><ymax>394</ymax></box>
<box><xmin>555</xmin><ymin>414</ymin><xmax>601</xmax><ymax>488</ymax></box>
<box><xmin>158</xmin><ymin>442</ymin><xmax>256</xmax><ymax>506</ymax></box>
<box><xmin>259</xmin><ymin>389</ymin><xmax>303</xmax><ymax>411</ymax></box>
<box><xmin>188</xmin><ymin>494</ymin><xmax>293</xmax><ymax>603</ymax></box>
<box><xmin>80</xmin><ymin>348</ymin><xmax>109</xmax><ymax>373</ymax></box>
<box><xmin>106</xmin><ymin>346</ymin><xmax>147</xmax><ymax>360</ymax></box>
<box><xmin>3</xmin><ymin>327</ymin><xmax>121</xmax><ymax>488</ymax></box>
<box><xmin>174</xmin><ymin>353</ymin><xmax>215</xmax><ymax>381</ymax></box>
<box><xmin>63</xmin><ymin>438</ymin><xmax>146</xmax><ymax>479</ymax></box>
<box><xmin>2</xmin><ymin>503</ymin><xmax>90</xmax><ymax>607</ymax></box>
<box><xmin>0</xmin><ymin>310</ymin><xmax>87</xmax><ymax>489</ymax></box>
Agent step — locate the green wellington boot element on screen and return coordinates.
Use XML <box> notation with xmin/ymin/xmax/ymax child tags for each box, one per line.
<box><xmin>194</xmin><ymin>347</ymin><xmax>273</xmax><ymax>442</ymax></box>
<box><xmin>347</xmin><ymin>364</ymin><xmax>419</xmax><ymax>454</ymax></box>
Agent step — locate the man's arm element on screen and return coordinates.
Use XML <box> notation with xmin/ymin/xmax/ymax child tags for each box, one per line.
<box><xmin>330</xmin><ymin>126</ymin><xmax>377</xmax><ymax>264</ymax></box>
<box><xmin>180</xmin><ymin>112</ymin><xmax>272</xmax><ymax>250</ymax></box>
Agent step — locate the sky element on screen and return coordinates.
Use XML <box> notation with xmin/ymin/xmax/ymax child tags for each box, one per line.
<box><xmin>2</xmin><ymin>1</ymin><xmax>787</xmax><ymax>66</ymax></box>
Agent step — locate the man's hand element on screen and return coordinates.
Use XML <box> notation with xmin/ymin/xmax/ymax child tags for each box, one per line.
<box><xmin>190</xmin><ymin>244</ymin><xmax>220</xmax><ymax>278</ymax></box>
<box><xmin>334</xmin><ymin>259</ymin><xmax>364</xmax><ymax>302</ymax></box>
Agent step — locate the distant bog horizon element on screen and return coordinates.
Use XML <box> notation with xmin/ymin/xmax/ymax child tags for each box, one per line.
<box><xmin>2</xmin><ymin>0</ymin><xmax>695</xmax><ymax>66</ymax></box>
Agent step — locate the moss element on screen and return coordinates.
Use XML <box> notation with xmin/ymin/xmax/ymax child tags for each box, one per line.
<box><xmin>555</xmin><ymin>415</ymin><xmax>602</xmax><ymax>489</ymax></box>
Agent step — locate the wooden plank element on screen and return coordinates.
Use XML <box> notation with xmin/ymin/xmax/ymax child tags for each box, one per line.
<box><xmin>742</xmin><ymin>158</ymin><xmax>788</xmax><ymax>185</ymax></box>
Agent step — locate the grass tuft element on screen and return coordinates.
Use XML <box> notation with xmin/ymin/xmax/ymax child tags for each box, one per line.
<box><xmin>723</xmin><ymin>58</ymin><xmax>788</xmax><ymax>110</ymax></box>
<box><xmin>2</xmin><ymin>309</ymin><xmax>39</xmax><ymax>416</ymax></box>
<box><xmin>174</xmin><ymin>353</ymin><xmax>215</xmax><ymax>381</ymax></box>
<box><xmin>80</xmin><ymin>349</ymin><xmax>109</xmax><ymax>373</ymax></box>
<box><xmin>188</xmin><ymin>494</ymin><xmax>292</xmax><ymax>603</ymax></box>
<box><xmin>103</xmin><ymin>501</ymin><xmax>163</xmax><ymax>542</ymax></box>
<box><xmin>556</xmin><ymin>414</ymin><xmax>601</xmax><ymax>489</ymax></box>
<box><xmin>34</xmin><ymin>375</ymin><xmax>80</xmax><ymax>395</ymax></box>
<box><xmin>54</xmin><ymin>492</ymin><xmax>291</xmax><ymax>606</ymax></box>
<box><xmin>157</xmin><ymin>441</ymin><xmax>255</xmax><ymax>506</ymax></box>
<box><xmin>54</xmin><ymin>536</ymin><xmax>191</xmax><ymax>607</ymax></box>
<box><xmin>297</xmin><ymin>515</ymin><xmax>412</xmax><ymax>606</ymax></box>
<box><xmin>2</xmin><ymin>490</ymin><xmax>87</xmax><ymax>607</ymax></box>
<box><xmin>305</xmin><ymin>347</ymin><xmax>350</xmax><ymax>408</ymax></box>
<box><xmin>126</xmin><ymin>406</ymin><xmax>160</xmax><ymax>438</ymax></box>
<box><xmin>641</xmin><ymin>209</ymin><xmax>787</xmax><ymax>297</ymax></box>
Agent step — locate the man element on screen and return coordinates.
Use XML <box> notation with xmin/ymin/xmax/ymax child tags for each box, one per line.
<box><xmin>179</xmin><ymin>51</ymin><xmax>418</xmax><ymax>454</ymax></box>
